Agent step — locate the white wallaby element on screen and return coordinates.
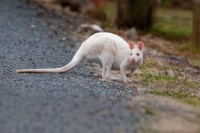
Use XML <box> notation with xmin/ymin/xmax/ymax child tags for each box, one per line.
<box><xmin>16</xmin><ymin>32</ymin><xmax>144</xmax><ymax>83</ymax></box>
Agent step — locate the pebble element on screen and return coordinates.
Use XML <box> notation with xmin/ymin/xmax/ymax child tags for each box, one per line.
<box><xmin>165</xmin><ymin>70</ymin><xmax>175</xmax><ymax>77</ymax></box>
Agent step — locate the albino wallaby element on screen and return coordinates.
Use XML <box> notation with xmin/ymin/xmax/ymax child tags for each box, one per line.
<box><xmin>16</xmin><ymin>32</ymin><xmax>144</xmax><ymax>83</ymax></box>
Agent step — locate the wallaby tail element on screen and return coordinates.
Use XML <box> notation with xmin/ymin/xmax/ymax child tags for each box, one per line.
<box><xmin>16</xmin><ymin>52</ymin><xmax>84</xmax><ymax>73</ymax></box>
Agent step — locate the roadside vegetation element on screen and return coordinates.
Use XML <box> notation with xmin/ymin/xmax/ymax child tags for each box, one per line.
<box><xmin>129</xmin><ymin>58</ymin><xmax>200</xmax><ymax>106</ymax></box>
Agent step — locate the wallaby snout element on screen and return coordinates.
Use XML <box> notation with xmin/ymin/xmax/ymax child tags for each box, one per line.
<box><xmin>131</xmin><ymin>58</ymin><xmax>135</xmax><ymax>63</ymax></box>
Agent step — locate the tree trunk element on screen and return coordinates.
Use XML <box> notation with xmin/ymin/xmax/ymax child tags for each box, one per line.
<box><xmin>193</xmin><ymin>0</ymin><xmax>200</xmax><ymax>47</ymax></box>
<box><xmin>116</xmin><ymin>0</ymin><xmax>155</xmax><ymax>30</ymax></box>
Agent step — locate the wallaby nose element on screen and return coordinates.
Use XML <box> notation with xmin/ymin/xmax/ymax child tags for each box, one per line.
<box><xmin>131</xmin><ymin>59</ymin><xmax>135</xmax><ymax>63</ymax></box>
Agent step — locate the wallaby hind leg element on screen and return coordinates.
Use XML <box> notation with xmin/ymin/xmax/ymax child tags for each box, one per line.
<box><xmin>102</xmin><ymin>66</ymin><xmax>107</xmax><ymax>79</ymax></box>
<box><xmin>101</xmin><ymin>62</ymin><xmax>113</xmax><ymax>80</ymax></box>
<box><xmin>100</xmin><ymin>52</ymin><xmax>114</xmax><ymax>80</ymax></box>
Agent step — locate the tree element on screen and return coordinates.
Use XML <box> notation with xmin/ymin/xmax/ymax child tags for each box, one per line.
<box><xmin>193</xmin><ymin>0</ymin><xmax>200</xmax><ymax>47</ymax></box>
<box><xmin>116</xmin><ymin>0</ymin><xmax>155</xmax><ymax>30</ymax></box>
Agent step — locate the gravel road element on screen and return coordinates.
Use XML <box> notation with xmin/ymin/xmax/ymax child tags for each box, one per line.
<box><xmin>0</xmin><ymin>0</ymin><xmax>139</xmax><ymax>133</ymax></box>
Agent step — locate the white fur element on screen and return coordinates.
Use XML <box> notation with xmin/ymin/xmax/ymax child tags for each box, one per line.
<box><xmin>16</xmin><ymin>32</ymin><xmax>144</xmax><ymax>83</ymax></box>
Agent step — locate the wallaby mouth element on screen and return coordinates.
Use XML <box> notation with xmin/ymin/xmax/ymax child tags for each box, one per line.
<box><xmin>131</xmin><ymin>59</ymin><xmax>135</xmax><ymax>63</ymax></box>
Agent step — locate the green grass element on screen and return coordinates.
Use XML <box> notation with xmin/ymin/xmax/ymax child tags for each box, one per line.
<box><xmin>152</xmin><ymin>8</ymin><xmax>192</xmax><ymax>38</ymax></box>
<box><xmin>135</xmin><ymin>73</ymin><xmax>175</xmax><ymax>86</ymax></box>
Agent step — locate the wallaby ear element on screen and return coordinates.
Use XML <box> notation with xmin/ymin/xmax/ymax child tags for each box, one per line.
<box><xmin>137</xmin><ymin>41</ymin><xmax>144</xmax><ymax>50</ymax></box>
<box><xmin>128</xmin><ymin>40</ymin><xmax>135</xmax><ymax>49</ymax></box>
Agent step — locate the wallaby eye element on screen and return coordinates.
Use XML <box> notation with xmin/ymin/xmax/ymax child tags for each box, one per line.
<box><xmin>136</xmin><ymin>53</ymin><xmax>139</xmax><ymax>56</ymax></box>
<box><xmin>130</xmin><ymin>53</ymin><xmax>132</xmax><ymax>56</ymax></box>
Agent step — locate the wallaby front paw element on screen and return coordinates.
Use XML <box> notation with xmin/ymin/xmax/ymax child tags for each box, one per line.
<box><xmin>100</xmin><ymin>78</ymin><xmax>110</xmax><ymax>82</ymax></box>
<box><xmin>123</xmin><ymin>78</ymin><xmax>128</xmax><ymax>83</ymax></box>
<box><xmin>127</xmin><ymin>78</ymin><xmax>132</xmax><ymax>82</ymax></box>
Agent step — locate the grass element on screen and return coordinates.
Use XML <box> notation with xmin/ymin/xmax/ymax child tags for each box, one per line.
<box><xmin>130</xmin><ymin>58</ymin><xmax>200</xmax><ymax>106</ymax></box>
<box><xmin>152</xmin><ymin>8</ymin><xmax>192</xmax><ymax>39</ymax></box>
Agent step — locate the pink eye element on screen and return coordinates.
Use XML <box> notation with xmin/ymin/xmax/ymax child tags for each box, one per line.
<box><xmin>136</xmin><ymin>53</ymin><xmax>139</xmax><ymax>56</ymax></box>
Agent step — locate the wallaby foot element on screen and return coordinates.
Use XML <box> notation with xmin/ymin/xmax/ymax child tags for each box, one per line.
<box><xmin>109</xmin><ymin>75</ymin><xmax>131</xmax><ymax>83</ymax></box>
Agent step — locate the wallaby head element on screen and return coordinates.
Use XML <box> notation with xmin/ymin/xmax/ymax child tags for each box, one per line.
<box><xmin>128</xmin><ymin>41</ymin><xmax>144</xmax><ymax>63</ymax></box>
